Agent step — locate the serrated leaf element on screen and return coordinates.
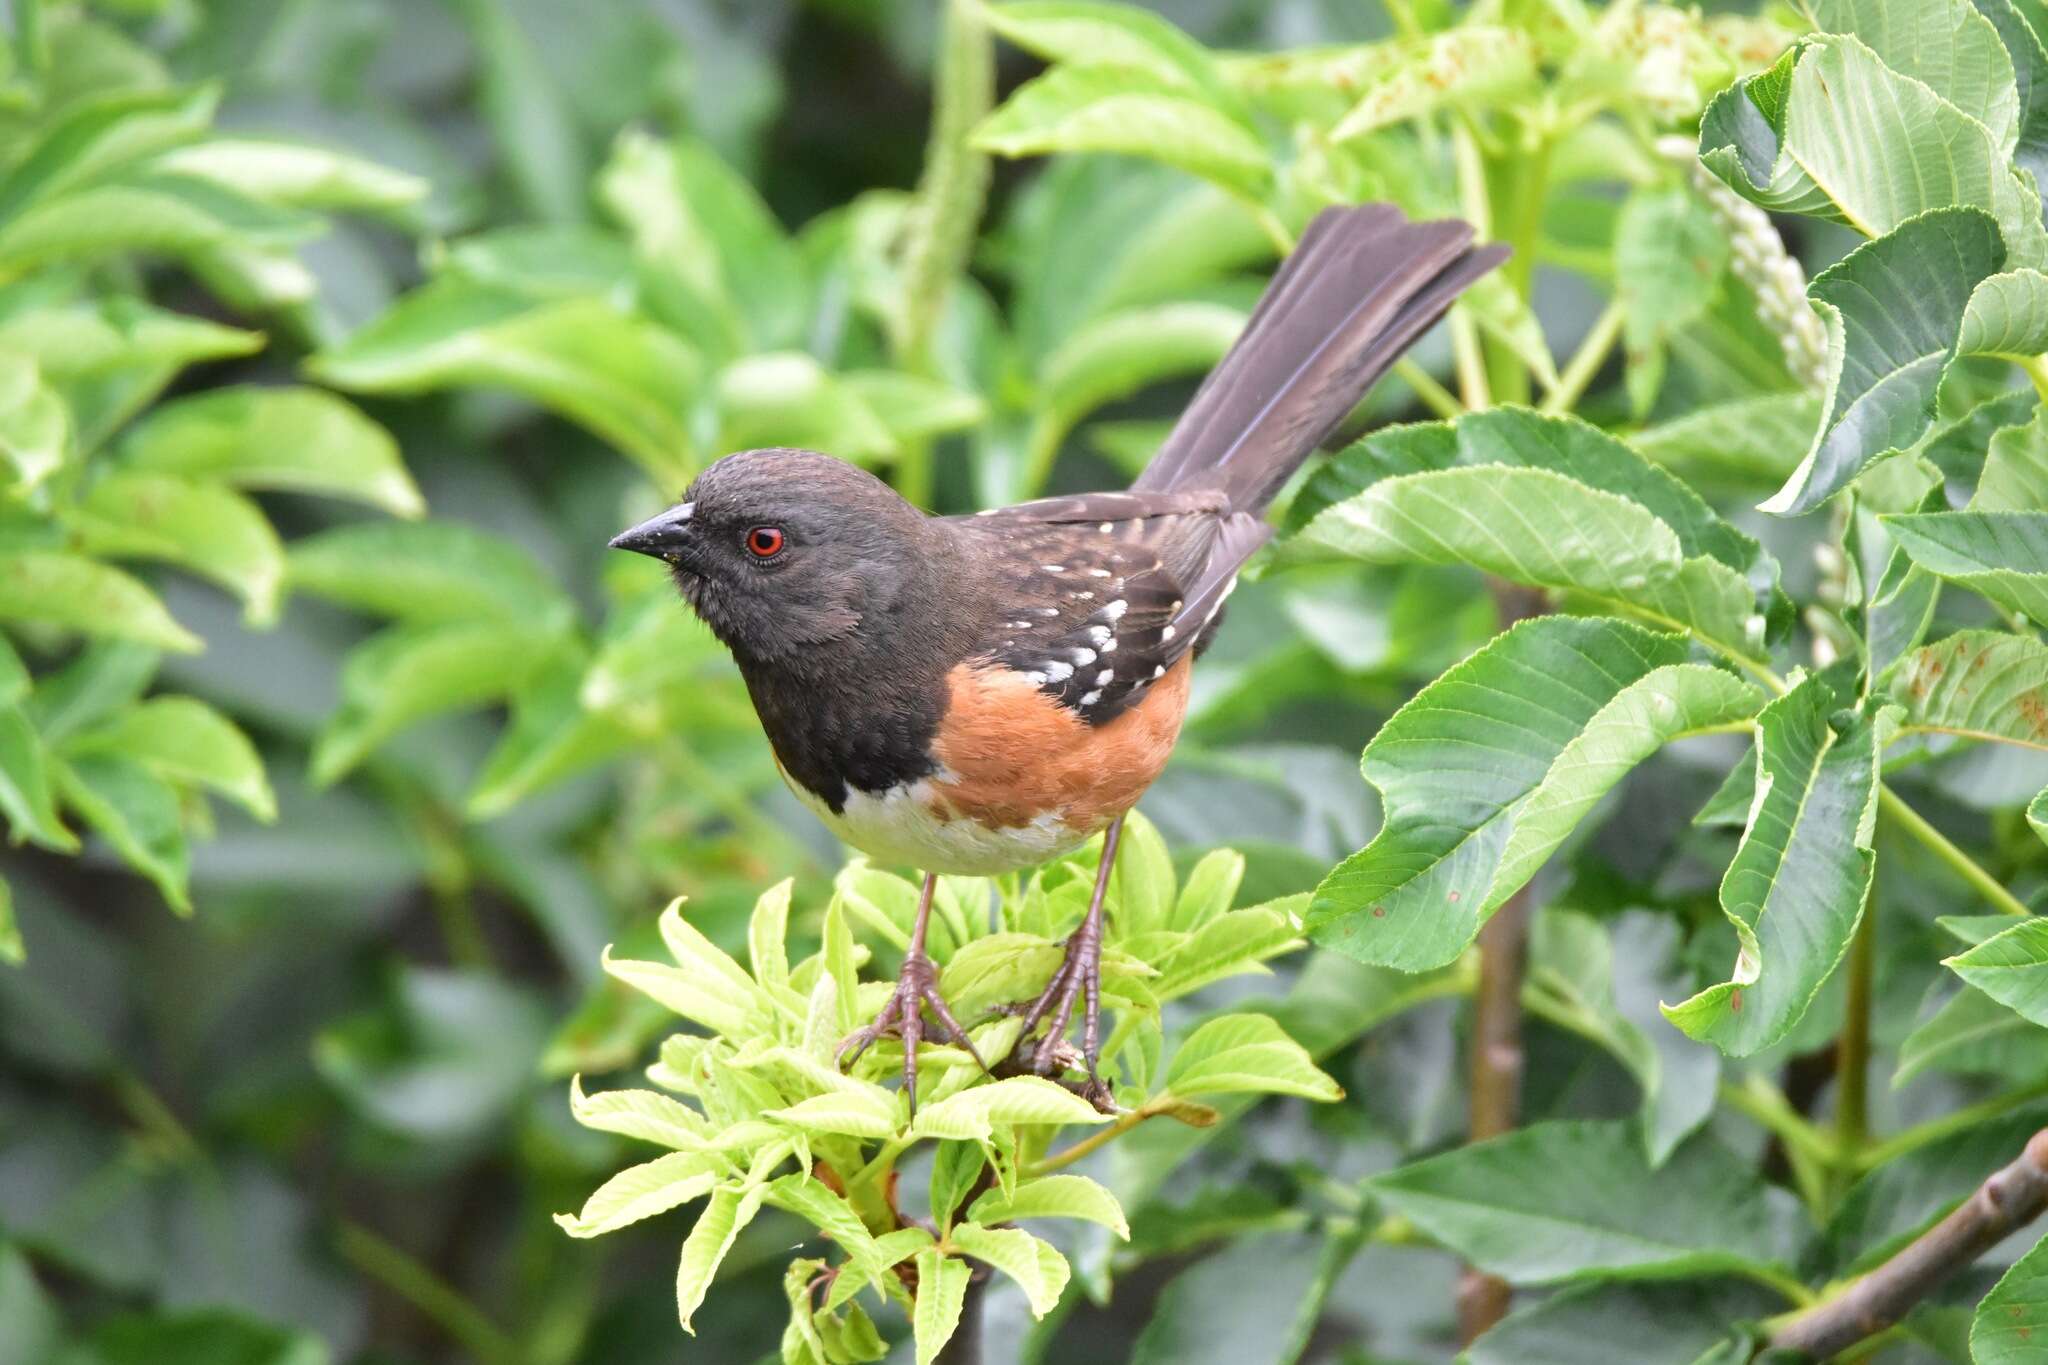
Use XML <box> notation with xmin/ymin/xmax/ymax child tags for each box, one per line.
<box><xmin>1947</xmin><ymin>919</ymin><xmax>2048</xmax><ymax>1025</ymax></box>
<box><xmin>310</xmin><ymin>620</ymin><xmax>564</xmax><ymax>785</ymax></box>
<box><xmin>121</xmin><ymin>386</ymin><xmax>421</xmax><ymax>518</ymax></box>
<box><xmin>1367</xmin><ymin>1121</ymin><xmax>1797</xmax><ymax>1284</ymax></box>
<box><xmin>1892</xmin><ymin>631</ymin><xmax>2048</xmax><ymax>750</ymax></box>
<box><xmin>1958</xmin><ymin>269</ymin><xmax>2048</xmax><ymax>362</ymax></box>
<box><xmin>1974</xmin><ymin>405</ymin><xmax>2048</xmax><ymax>511</ymax></box>
<box><xmin>1896</xmin><ymin>985</ymin><xmax>2048</xmax><ymax>1086</ymax></box>
<box><xmin>1630</xmin><ymin>393</ymin><xmax>1817</xmax><ymax>491</ymax></box>
<box><xmin>748</xmin><ymin>879</ymin><xmax>792</xmax><ymax>992</ymax></box>
<box><xmin>677</xmin><ymin>1185</ymin><xmax>766</xmax><ymax>1332</ymax></box>
<box><xmin>1164</xmin><ymin>1013</ymin><xmax>1340</xmax><ymax>1101</ymax></box>
<box><xmin>763</xmin><ymin>1173</ymin><xmax>888</xmax><ymax>1282</ymax></box>
<box><xmin>65</xmin><ymin>696</ymin><xmax>272</xmax><ymax>820</ymax></box>
<box><xmin>969</xmin><ymin>1173</ymin><xmax>1129</xmax><ymax>1239</ymax></box>
<box><xmin>911</xmin><ymin>1076</ymin><xmax>1111</xmax><ymax>1140</ymax></box>
<box><xmin>1295</xmin><ymin>466</ymin><xmax>1762</xmax><ymax>658</ymax></box>
<box><xmin>912</xmin><ymin>1249</ymin><xmax>971</xmax><ymax>1365</ymax></box>
<box><xmin>929</xmin><ymin>1141</ymin><xmax>986</xmax><ymax>1233</ymax></box>
<box><xmin>0</xmin><ymin>550</ymin><xmax>199</xmax><ymax>651</ymax></box>
<box><xmin>950</xmin><ymin>1222</ymin><xmax>1069</xmax><ymax>1318</ymax></box>
<box><xmin>766</xmin><ymin>1089</ymin><xmax>902</xmax><ymax>1140</ymax></box>
<box><xmin>1330</xmin><ymin>28</ymin><xmax>1540</xmax><ymax>141</ymax></box>
<box><xmin>288</xmin><ymin>520</ymin><xmax>570</xmax><ymax>628</ymax></box>
<box><xmin>71</xmin><ymin>472</ymin><xmax>284</xmax><ymax>626</ymax></box>
<box><xmin>310</xmin><ymin>279</ymin><xmax>701</xmax><ymax>483</ymax></box>
<box><xmin>1664</xmin><ymin>676</ymin><xmax>1882</xmax><ymax>1055</ymax></box>
<box><xmin>974</xmin><ymin>66</ymin><xmax>1271</xmax><ymax>200</ymax></box>
<box><xmin>1807</xmin><ymin>0</ymin><xmax>2019</xmax><ymax>155</ymax></box>
<box><xmin>983</xmin><ymin>1</ymin><xmax>1234</xmax><ymax>103</ymax></box>
<box><xmin>1763</xmin><ymin>209</ymin><xmax>2005</xmax><ymax>516</ymax></box>
<box><xmin>554</xmin><ymin>1149</ymin><xmax>721</xmax><ymax>1237</ymax></box>
<box><xmin>1307</xmin><ymin>618</ymin><xmax>1758</xmax><ymax>972</ymax></box>
<box><xmin>1884</xmin><ymin>511</ymin><xmax>2048</xmax><ymax>619</ymax></box>
<box><xmin>568</xmin><ymin>1076</ymin><xmax>711</xmax><ymax>1147</ymax></box>
<box><xmin>1972</xmin><ymin>1230</ymin><xmax>2048</xmax><ymax>1362</ymax></box>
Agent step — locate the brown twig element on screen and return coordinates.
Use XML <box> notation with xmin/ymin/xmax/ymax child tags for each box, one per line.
<box><xmin>1768</xmin><ymin>1128</ymin><xmax>2048</xmax><ymax>1360</ymax></box>
<box><xmin>1457</xmin><ymin>582</ymin><xmax>1545</xmax><ymax>1343</ymax></box>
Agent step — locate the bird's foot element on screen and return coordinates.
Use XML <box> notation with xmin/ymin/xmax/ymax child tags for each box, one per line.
<box><xmin>836</xmin><ymin>949</ymin><xmax>984</xmax><ymax>1117</ymax></box>
<box><xmin>1003</xmin><ymin>930</ymin><xmax>1114</xmax><ymax>1113</ymax></box>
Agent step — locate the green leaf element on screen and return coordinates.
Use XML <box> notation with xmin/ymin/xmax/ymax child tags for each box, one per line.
<box><xmin>1306</xmin><ymin>618</ymin><xmax>1758</xmax><ymax>972</ymax></box>
<box><xmin>0</xmin><ymin>171</ymin><xmax>317</xmax><ymax>274</ymax></box>
<box><xmin>1630</xmin><ymin>393</ymin><xmax>1817</xmax><ymax>491</ymax></box>
<box><xmin>1467</xmin><ymin>1279</ymin><xmax>1780</xmax><ymax>1365</ymax></box>
<box><xmin>310</xmin><ymin>620</ymin><xmax>565</xmax><ymax>785</ymax></box>
<box><xmin>969</xmin><ymin>1173</ymin><xmax>1129</xmax><ymax>1239</ymax></box>
<box><xmin>0</xmin><ymin>86</ymin><xmax>216</xmax><ymax>217</ymax></box>
<box><xmin>1884</xmin><ymin>511</ymin><xmax>2048</xmax><ymax>619</ymax></box>
<box><xmin>747</xmin><ymin>878</ymin><xmax>792</xmax><ymax>993</ymax></box>
<box><xmin>0</xmin><ymin>351</ymin><xmax>69</xmax><ymax>492</ymax></box>
<box><xmin>1294</xmin><ymin>466</ymin><xmax>1763</xmax><ymax>658</ymax></box>
<box><xmin>1701</xmin><ymin>38</ymin><xmax>2046</xmax><ymax>266</ymax></box>
<box><xmin>65</xmin><ymin>696</ymin><xmax>273</xmax><ymax>820</ymax></box>
<box><xmin>1974</xmin><ymin>403</ymin><xmax>2048</xmax><ymax>511</ymax></box>
<box><xmin>1896</xmin><ymin>985</ymin><xmax>2048</xmax><ymax>1085</ymax></box>
<box><xmin>1616</xmin><ymin>188</ymin><xmax>1729</xmax><ymax>413</ymax></box>
<box><xmin>716</xmin><ymin>352</ymin><xmax>896</xmax><ymax>463</ymax></box>
<box><xmin>0</xmin><ymin>550</ymin><xmax>199</xmax><ymax>651</ymax></box>
<box><xmin>1663</xmin><ymin>676</ymin><xmax>1883</xmax><ymax>1056</ymax></box>
<box><xmin>1329</xmin><ymin>28</ymin><xmax>1540</xmax><ymax>141</ymax></box>
<box><xmin>554</xmin><ymin>1149</ymin><xmax>721</xmax><ymax>1237</ymax></box>
<box><xmin>54</xmin><ymin>752</ymin><xmax>190</xmax><ymax>914</ymax></box>
<box><xmin>287</xmin><ymin>520</ymin><xmax>570</xmax><ymax>628</ymax></box>
<box><xmin>677</xmin><ymin>1185</ymin><xmax>766</xmax><ymax>1333</ymax></box>
<box><xmin>1958</xmin><ymin>269</ymin><xmax>2048</xmax><ymax>362</ymax></box>
<box><xmin>765</xmin><ymin>1089</ymin><xmax>902</xmax><ymax>1140</ymax></box>
<box><xmin>839</xmin><ymin>370</ymin><xmax>986</xmax><ymax>444</ymax></box>
<box><xmin>1763</xmin><ymin>209</ymin><xmax>2005</xmax><ymax>517</ymax></box>
<box><xmin>71</xmin><ymin>471</ymin><xmax>284</xmax><ymax>626</ymax></box>
<box><xmin>1367</xmin><ymin>1121</ymin><xmax>1797</xmax><ymax>1284</ymax></box>
<box><xmin>1972</xmin><ymin>1231</ymin><xmax>2048</xmax><ymax>1362</ymax></box>
<box><xmin>1038</xmin><ymin>301</ymin><xmax>1243</xmax><ymax>432</ymax></box>
<box><xmin>982</xmin><ymin>2</ymin><xmax>1235</xmax><ymax>104</ymax></box>
<box><xmin>974</xmin><ymin>66</ymin><xmax>1272</xmax><ymax>200</ymax></box>
<box><xmin>567</xmin><ymin>1076</ymin><xmax>712</xmax><ymax>1148</ymax></box>
<box><xmin>912</xmin><ymin>1249</ymin><xmax>972</xmax><ymax>1365</ymax></box>
<box><xmin>1892</xmin><ymin>631</ymin><xmax>2048</xmax><ymax>751</ymax></box>
<box><xmin>151</xmin><ymin>138</ymin><xmax>428</xmax><ymax>215</ymax></box>
<box><xmin>465</xmin><ymin>663</ymin><xmax>631</xmax><ymax>818</ymax></box>
<box><xmin>1109</xmin><ymin>808</ymin><xmax>1176</xmax><ymax>940</ymax></box>
<box><xmin>1172</xmin><ymin>848</ymin><xmax>1242</xmax><ymax>932</ymax></box>
<box><xmin>0</xmin><ymin>702</ymin><xmax>75</xmax><ymax>851</ymax></box>
<box><xmin>763</xmin><ymin>1173</ymin><xmax>889</xmax><ymax>1284</ymax></box>
<box><xmin>1806</xmin><ymin>0</ymin><xmax>2020</xmax><ymax>155</ymax></box>
<box><xmin>120</xmin><ymin>386</ymin><xmax>422</xmax><ymax>518</ymax></box>
<box><xmin>1947</xmin><ymin>919</ymin><xmax>2048</xmax><ymax>1025</ymax></box>
<box><xmin>911</xmin><ymin>1076</ymin><xmax>1111</xmax><ymax>1140</ymax></box>
<box><xmin>928</xmin><ymin>1141</ymin><xmax>986</xmax><ymax>1233</ymax></box>
<box><xmin>310</xmin><ymin>279</ymin><xmax>701</xmax><ymax>483</ymax></box>
<box><xmin>1163</xmin><ymin>1013</ymin><xmax>1340</xmax><ymax>1101</ymax></box>
<box><xmin>950</xmin><ymin>1222</ymin><xmax>1070</xmax><ymax>1318</ymax></box>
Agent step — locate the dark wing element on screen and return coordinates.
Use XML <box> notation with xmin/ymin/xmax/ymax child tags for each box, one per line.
<box><xmin>950</xmin><ymin>495</ymin><xmax>1239</xmax><ymax>725</ymax></box>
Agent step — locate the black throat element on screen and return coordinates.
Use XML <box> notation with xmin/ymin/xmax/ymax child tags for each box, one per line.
<box><xmin>730</xmin><ymin>522</ymin><xmax>989</xmax><ymax>813</ymax></box>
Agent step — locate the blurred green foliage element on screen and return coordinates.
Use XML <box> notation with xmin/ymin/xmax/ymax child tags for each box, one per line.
<box><xmin>12</xmin><ymin>0</ymin><xmax>2048</xmax><ymax>1362</ymax></box>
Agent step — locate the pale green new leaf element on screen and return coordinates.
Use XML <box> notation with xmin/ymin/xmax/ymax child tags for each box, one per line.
<box><xmin>677</xmin><ymin>1186</ymin><xmax>766</xmax><ymax>1332</ymax></box>
<box><xmin>1884</xmin><ymin>511</ymin><xmax>2048</xmax><ymax>619</ymax></box>
<box><xmin>1307</xmin><ymin>618</ymin><xmax>1758</xmax><ymax>972</ymax></box>
<box><xmin>912</xmin><ymin>1249</ymin><xmax>972</xmax><ymax>1365</ymax></box>
<box><xmin>1763</xmin><ymin>209</ymin><xmax>2005</xmax><ymax>516</ymax></box>
<box><xmin>568</xmin><ymin>1076</ymin><xmax>711</xmax><ymax>1148</ymax></box>
<box><xmin>1152</xmin><ymin>901</ymin><xmax>1301</xmax><ymax>1000</ymax></box>
<box><xmin>1173</xmin><ymin>849</ymin><xmax>1243</xmax><ymax>933</ymax></box>
<box><xmin>949</xmin><ymin>1222</ymin><xmax>1070</xmax><ymax>1318</ymax></box>
<box><xmin>1892</xmin><ymin>631</ymin><xmax>2048</xmax><ymax>750</ymax></box>
<box><xmin>121</xmin><ymin>386</ymin><xmax>423</xmax><ymax>518</ymax></box>
<box><xmin>1664</xmin><ymin>676</ymin><xmax>1882</xmax><ymax>1055</ymax></box>
<box><xmin>749</xmin><ymin>879</ymin><xmax>793</xmax><ymax>992</ymax></box>
<box><xmin>1947</xmin><ymin>920</ymin><xmax>2048</xmax><ymax>1026</ymax></box>
<box><xmin>968</xmin><ymin>1173</ymin><xmax>1130</xmax><ymax>1239</ymax></box>
<box><xmin>71</xmin><ymin>472</ymin><xmax>284</xmax><ymax>626</ymax></box>
<box><xmin>974</xmin><ymin>67</ymin><xmax>1272</xmax><ymax>200</ymax></box>
<box><xmin>766</xmin><ymin>1089</ymin><xmax>902</xmax><ymax>1140</ymax></box>
<box><xmin>554</xmin><ymin>1150</ymin><xmax>721</xmax><ymax>1237</ymax></box>
<box><xmin>65</xmin><ymin>696</ymin><xmax>273</xmax><ymax>820</ymax></box>
<box><xmin>763</xmin><ymin>1173</ymin><xmax>888</xmax><ymax>1283</ymax></box>
<box><xmin>1330</xmin><ymin>28</ymin><xmax>1540</xmax><ymax>141</ymax></box>
<box><xmin>1164</xmin><ymin>1013</ymin><xmax>1339</xmax><ymax>1101</ymax></box>
<box><xmin>982</xmin><ymin>2</ymin><xmax>1233</xmax><ymax>102</ymax></box>
<box><xmin>1971</xmin><ymin>1231</ymin><xmax>2048</xmax><ymax>1362</ymax></box>
<box><xmin>0</xmin><ymin>550</ymin><xmax>198</xmax><ymax>652</ymax></box>
<box><xmin>911</xmin><ymin>1076</ymin><xmax>1111</xmax><ymax>1140</ymax></box>
<box><xmin>1368</xmin><ymin>1121</ymin><xmax>1797</xmax><ymax>1284</ymax></box>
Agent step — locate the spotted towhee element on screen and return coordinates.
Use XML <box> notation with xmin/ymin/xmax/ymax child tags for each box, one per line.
<box><xmin>610</xmin><ymin>203</ymin><xmax>1505</xmax><ymax>1110</ymax></box>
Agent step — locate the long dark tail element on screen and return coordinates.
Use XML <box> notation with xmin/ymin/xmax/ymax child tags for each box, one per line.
<box><xmin>1133</xmin><ymin>203</ymin><xmax>1507</xmax><ymax>515</ymax></box>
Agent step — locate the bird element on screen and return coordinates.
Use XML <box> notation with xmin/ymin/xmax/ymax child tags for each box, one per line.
<box><xmin>610</xmin><ymin>203</ymin><xmax>1506</xmax><ymax>1113</ymax></box>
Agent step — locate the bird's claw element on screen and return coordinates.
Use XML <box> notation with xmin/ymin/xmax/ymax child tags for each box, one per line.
<box><xmin>835</xmin><ymin>950</ymin><xmax>985</xmax><ymax>1116</ymax></box>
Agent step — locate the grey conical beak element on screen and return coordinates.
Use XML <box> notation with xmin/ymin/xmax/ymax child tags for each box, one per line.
<box><xmin>609</xmin><ymin>501</ymin><xmax>695</xmax><ymax>558</ymax></box>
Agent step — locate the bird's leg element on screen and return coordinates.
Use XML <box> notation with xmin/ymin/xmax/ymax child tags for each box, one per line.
<box><xmin>1011</xmin><ymin>816</ymin><xmax>1121</xmax><ymax>1107</ymax></box>
<box><xmin>836</xmin><ymin>872</ymin><xmax>985</xmax><ymax>1116</ymax></box>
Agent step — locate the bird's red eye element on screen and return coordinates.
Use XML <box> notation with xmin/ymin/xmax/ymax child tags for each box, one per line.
<box><xmin>745</xmin><ymin>526</ymin><xmax>785</xmax><ymax>558</ymax></box>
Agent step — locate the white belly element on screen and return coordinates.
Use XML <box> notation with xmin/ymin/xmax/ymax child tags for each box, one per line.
<box><xmin>786</xmin><ymin>775</ymin><xmax>1094</xmax><ymax>875</ymax></box>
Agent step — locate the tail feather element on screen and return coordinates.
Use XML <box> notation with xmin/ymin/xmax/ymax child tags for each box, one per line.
<box><xmin>1133</xmin><ymin>203</ymin><xmax>1507</xmax><ymax>515</ymax></box>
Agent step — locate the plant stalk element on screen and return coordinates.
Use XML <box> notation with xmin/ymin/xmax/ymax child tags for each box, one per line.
<box><xmin>1877</xmin><ymin>785</ymin><xmax>2032</xmax><ymax>918</ymax></box>
<box><xmin>1832</xmin><ymin>878</ymin><xmax>1877</xmax><ymax>1209</ymax></box>
<box><xmin>1769</xmin><ymin>1128</ymin><xmax>2048</xmax><ymax>1359</ymax></box>
<box><xmin>337</xmin><ymin>1218</ymin><xmax>528</xmax><ymax>1365</ymax></box>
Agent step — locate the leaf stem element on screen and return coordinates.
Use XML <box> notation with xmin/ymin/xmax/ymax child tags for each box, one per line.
<box><xmin>2021</xmin><ymin>354</ymin><xmax>2048</xmax><ymax>403</ymax></box>
<box><xmin>1876</xmin><ymin>784</ymin><xmax>2032</xmax><ymax>918</ymax></box>
<box><xmin>1028</xmin><ymin>1102</ymin><xmax>1156</xmax><ymax>1176</ymax></box>
<box><xmin>1539</xmin><ymin>299</ymin><xmax>1624</xmax><ymax>415</ymax></box>
<box><xmin>1856</xmin><ymin>1078</ymin><xmax>2048</xmax><ymax>1172</ymax></box>
<box><xmin>1719</xmin><ymin>1074</ymin><xmax>1836</xmax><ymax>1214</ymax></box>
<box><xmin>1393</xmin><ymin>357</ymin><xmax>1464</xmax><ymax>419</ymax></box>
<box><xmin>336</xmin><ymin>1218</ymin><xmax>528</xmax><ymax>1365</ymax></box>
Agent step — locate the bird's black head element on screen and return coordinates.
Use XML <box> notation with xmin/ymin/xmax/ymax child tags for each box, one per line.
<box><xmin>609</xmin><ymin>448</ymin><xmax>933</xmax><ymax>665</ymax></box>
